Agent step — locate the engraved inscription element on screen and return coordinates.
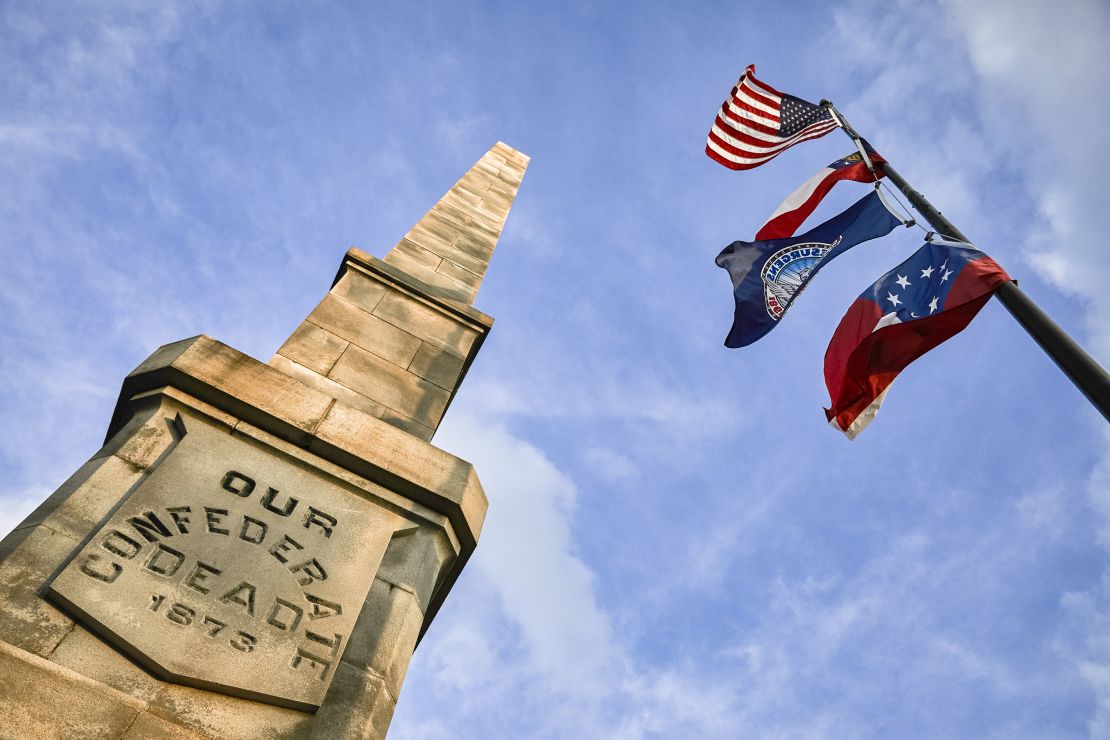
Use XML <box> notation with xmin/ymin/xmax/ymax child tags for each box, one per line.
<box><xmin>48</xmin><ymin>416</ymin><xmax>405</xmax><ymax>711</ymax></box>
<box><xmin>72</xmin><ymin>474</ymin><xmax>347</xmax><ymax>680</ymax></box>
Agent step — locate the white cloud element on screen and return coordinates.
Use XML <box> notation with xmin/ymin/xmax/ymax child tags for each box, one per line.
<box><xmin>397</xmin><ymin>413</ymin><xmax>753</xmax><ymax>737</ymax></box>
<box><xmin>581</xmin><ymin>446</ymin><xmax>638</xmax><ymax>483</ymax></box>
<box><xmin>1</xmin><ymin>4</ymin><xmax>1107</xmax><ymax>738</ymax></box>
<box><xmin>833</xmin><ymin>0</ymin><xmax>1110</xmax><ymax>362</ymax></box>
<box><xmin>943</xmin><ymin>0</ymin><xmax>1110</xmax><ymax>361</ymax></box>
<box><xmin>434</xmin><ymin>413</ymin><xmax>618</xmax><ymax>695</ymax></box>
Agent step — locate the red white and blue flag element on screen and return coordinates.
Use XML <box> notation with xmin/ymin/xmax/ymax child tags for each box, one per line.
<box><xmin>717</xmin><ymin>192</ymin><xmax>901</xmax><ymax>348</ymax></box>
<box><xmin>755</xmin><ymin>151</ymin><xmax>887</xmax><ymax>241</ymax></box>
<box><xmin>824</xmin><ymin>241</ymin><xmax>1011</xmax><ymax>439</ymax></box>
<box><xmin>706</xmin><ymin>64</ymin><xmax>839</xmax><ymax>171</ymax></box>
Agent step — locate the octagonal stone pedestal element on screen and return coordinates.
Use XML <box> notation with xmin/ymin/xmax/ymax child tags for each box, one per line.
<box><xmin>0</xmin><ymin>336</ymin><xmax>486</xmax><ymax>738</ymax></box>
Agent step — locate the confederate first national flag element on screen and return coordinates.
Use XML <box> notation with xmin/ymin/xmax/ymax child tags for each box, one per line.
<box><xmin>824</xmin><ymin>241</ymin><xmax>1011</xmax><ymax>439</ymax></box>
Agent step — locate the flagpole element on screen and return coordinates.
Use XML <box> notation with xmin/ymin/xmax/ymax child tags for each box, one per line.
<box><xmin>822</xmin><ymin>101</ymin><xmax>1110</xmax><ymax>423</ymax></box>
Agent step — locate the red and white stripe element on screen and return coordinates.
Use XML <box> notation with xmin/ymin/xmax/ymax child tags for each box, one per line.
<box><xmin>706</xmin><ymin>65</ymin><xmax>839</xmax><ymax>171</ymax></box>
<box><xmin>755</xmin><ymin>153</ymin><xmax>885</xmax><ymax>240</ymax></box>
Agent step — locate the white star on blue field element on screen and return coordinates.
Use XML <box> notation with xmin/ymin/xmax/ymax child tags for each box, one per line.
<box><xmin>1</xmin><ymin>1</ymin><xmax>1108</xmax><ymax>738</ymax></box>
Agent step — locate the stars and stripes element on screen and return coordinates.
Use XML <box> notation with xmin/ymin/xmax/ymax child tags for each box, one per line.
<box><xmin>706</xmin><ymin>64</ymin><xmax>840</xmax><ymax>171</ymax></box>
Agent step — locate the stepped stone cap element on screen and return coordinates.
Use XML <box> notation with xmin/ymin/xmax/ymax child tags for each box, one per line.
<box><xmin>383</xmin><ymin>140</ymin><xmax>530</xmax><ymax>305</ymax></box>
<box><xmin>269</xmin><ymin>142</ymin><xmax>529</xmax><ymax>440</ymax></box>
<box><xmin>109</xmin><ymin>335</ymin><xmax>487</xmax><ymax>545</ymax></box>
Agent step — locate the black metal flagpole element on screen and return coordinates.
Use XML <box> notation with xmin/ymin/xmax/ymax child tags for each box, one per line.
<box><xmin>822</xmin><ymin>101</ymin><xmax>1110</xmax><ymax>423</ymax></box>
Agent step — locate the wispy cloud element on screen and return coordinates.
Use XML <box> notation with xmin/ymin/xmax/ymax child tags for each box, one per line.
<box><xmin>2</xmin><ymin>3</ymin><xmax>1107</xmax><ymax>739</ymax></box>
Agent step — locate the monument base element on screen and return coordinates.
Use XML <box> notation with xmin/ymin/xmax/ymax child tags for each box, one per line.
<box><xmin>0</xmin><ymin>336</ymin><xmax>485</xmax><ymax>739</ymax></box>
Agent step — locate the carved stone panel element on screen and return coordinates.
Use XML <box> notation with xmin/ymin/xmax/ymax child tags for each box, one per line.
<box><xmin>48</xmin><ymin>414</ymin><xmax>407</xmax><ymax>711</ymax></box>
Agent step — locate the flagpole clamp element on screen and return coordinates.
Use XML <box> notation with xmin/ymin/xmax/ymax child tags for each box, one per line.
<box><xmin>822</xmin><ymin>100</ymin><xmax>880</xmax><ymax>179</ymax></box>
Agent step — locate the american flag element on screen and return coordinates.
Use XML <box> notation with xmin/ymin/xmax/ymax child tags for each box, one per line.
<box><xmin>706</xmin><ymin>65</ymin><xmax>839</xmax><ymax>171</ymax></box>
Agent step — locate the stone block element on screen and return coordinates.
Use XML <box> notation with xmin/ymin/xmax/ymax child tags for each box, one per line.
<box><xmin>466</xmin><ymin>206</ymin><xmax>505</xmax><ymax>233</ymax></box>
<box><xmin>341</xmin><ymin>577</ymin><xmax>423</xmax><ymax>699</ymax></box>
<box><xmin>374</xmin><ymin>529</ymin><xmax>454</xmax><ymax>614</ymax></box>
<box><xmin>494</xmin><ymin>166</ymin><xmax>524</xmax><ymax>187</ymax></box>
<box><xmin>390</xmin><ymin>239</ymin><xmax>443</xmax><ymax>270</ymax></box>
<box><xmin>311</xmin><ymin>402</ymin><xmax>487</xmax><ymax>547</ymax></box>
<box><xmin>430</xmin><ymin>202</ymin><xmax>469</xmax><ymax>228</ymax></box>
<box><xmin>371</xmin><ymin>292</ymin><xmax>477</xmax><ymax>360</ymax></box>
<box><xmin>133</xmin><ymin>337</ymin><xmax>335</xmax><ymax>442</ymax></box>
<box><xmin>269</xmin><ymin>354</ymin><xmax>386</xmax><ymax>416</ymax></box>
<box><xmin>493</xmin><ymin>140</ymin><xmax>529</xmax><ymax>165</ymax></box>
<box><xmin>328</xmin><ymin>344</ymin><xmax>449</xmax><ymax>429</ymax></box>
<box><xmin>478</xmin><ymin>191</ymin><xmax>512</xmax><ymax>219</ymax></box>
<box><xmin>330</xmin><ymin>270</ymin><xmax>388</xmax><ymax>314</ymax></box>
<box><xmin>436</xmin><ymin>259</ymin><xmax>482</xmax><ymax>292</ymax></box>
<box><xmin>108</xmin><ymin>413</ymin><xmax>178</xmax><ymax>471</ymax></box>
<box><xmin>137</xmin><ymin>386</ymin><xmax>242</xmax><ymax>433</ymax></box>
<box><xmin>13</xmin><ymin>454</ymin><xmax>145</xmax><ymax>544</ymax></box>
<box><xmin>276</xmin><ymin>322</ymin><xmax>349</xmax><ymax>376</ymax></box>
<box><xmin>408</xmin><ymin>210</ymin><xmax>464</xmax><ymax>248</ymax></box>
<box><xmin>381</xmin><ymin>251</ymin><xmax>473</xmax><ymax>305</ymax></box>
<box><xmin>144</xmin><ymin>686</ymin><xmax>302</xmax><ymax>740</ymax></box>
<box><xmin>269</xmin><ymin>354</ymin><xmax>435</xmax><ymax>441</ymax></box>
<box><xmin>49</xmin><ymin>623</ymin><xmax>163</xmax><ymax>705</ymax></box>
<box><xmin>94</xmin><ymin>399</ymin><xmax>180</xmax><ymax>469</ymax></box>
<box><xmin>456</xmin><ymin>182</ymin><xmax>490</xmax><ymax>205</ymax></box>
<box><xmin>309</xmin><ymin>662</ymin><xmax>396</xmax><ymax>740</ymax></box>
<box><xmin>0</xmin><ymin>524</ymin><xmax>80</xmax><ymax>657</ymax></box>
<box><xmin>347</xmin><ymin>250</ymin><xmax>495</xmax><ymax>328</ymax></box>
<box><xmin>404</xmin><ymin>225</ymin><xmax>488</xmax><ymax>277</ymax></box>
<box><xmin>473</xmin><ymin>160</ymin><xmax>503</xmax><ymax>181</ymax></box>
<box><xmin>307</xmin><ymin>294</ymin><xmax>422</xmax><ymax>368</ymax></box>
<box><xmin>457</xmin><ymin>171</ymin><xmax>491</xmax><ymax>193</ymax></box>
<box><xmin>407</xmin><ymin>343</ymin><xmax>465</xmax><ymax>391</ymax></box>
<box><xmin>128</xmin><ymin>336</ymin><xmax>203</xmax><ymax>379</ymax></box>
<box><xmin>49</xmin><ymin>627</ymin><xmax>279</xmax><ymax>739</ymax></box>
<box><xmin>441</xmin><ymin>190</ymin><xmax>482</xmax><ymax>214</ymax></box>
<box><xmin>0</xmin><ymin>641</ymin><xmax>142</xmax><ymax>740</ymax></box>
<box><xmin>453</xmin><ymin>231</ymin><xmax>496</xmax><ymax>261</ymax></box>
<box><xmin>121</xmin><ymin>711</ymin><xmax>211</xmax><ymax>739</ymax></box>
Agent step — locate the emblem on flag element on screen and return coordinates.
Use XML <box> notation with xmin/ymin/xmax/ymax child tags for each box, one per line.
<box><xmin>761</xmin><ymin>239</ymin><xmax>840</xmax><ymax>319</ymax></box>
<box><xmin>715</xmin><ymin>191</ymin><xmax>901</xmax><ymax>347</ymax></box>
<box><xmin>706</xmin><ymin>64</ymin><xmax>839</xmax><ymax>171</ymax></box>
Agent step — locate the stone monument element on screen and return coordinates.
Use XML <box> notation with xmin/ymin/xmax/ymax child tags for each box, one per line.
<box><xmin>0</xmin><ymin>142</ymin><xmax>528</xmax><ymax>738</ymax></box>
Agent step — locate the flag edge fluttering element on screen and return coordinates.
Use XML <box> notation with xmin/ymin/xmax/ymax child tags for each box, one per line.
<box><xmin>823</xmin><ymin>245</ymin><xmax>1011</xmax><ymax>439</ymax></box>
<box><xmin>705</xmin><ymin>64</ymin><xmax>840</xmax><ymax>171</ymax></box>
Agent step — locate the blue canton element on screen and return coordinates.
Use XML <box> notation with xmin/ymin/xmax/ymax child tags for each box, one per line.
<box><xmin>865</xmin><ymin>243</ymin><xmax>979</xmax><ymax>321</ymax></box>
<box><xmin>778</xmin><ymin>94</ymin><xmax>832</xmax><ymax>137</ymax></box>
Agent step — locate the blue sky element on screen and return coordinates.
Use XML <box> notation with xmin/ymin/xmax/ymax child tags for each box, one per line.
<box><xmin>2</xmin><ymin>1</ymin><xmax>1109</xmax><ymax>737</ymax></box>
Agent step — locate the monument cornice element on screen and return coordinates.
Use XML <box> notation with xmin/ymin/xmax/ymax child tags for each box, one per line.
<box><xmin>105</xmin><ymin>334</ymin><xmax>486</xmax><ymax>638</ymax></box>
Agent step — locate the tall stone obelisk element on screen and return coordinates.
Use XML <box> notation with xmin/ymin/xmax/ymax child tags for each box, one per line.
<box><xmin>0</xmin><ymin>142</ymin><xmax>528</xmax><ymax>739</ymax></box>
